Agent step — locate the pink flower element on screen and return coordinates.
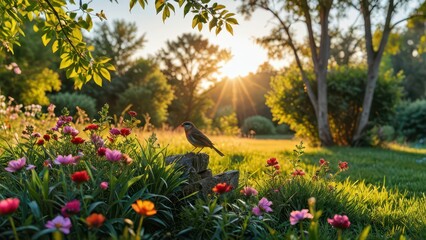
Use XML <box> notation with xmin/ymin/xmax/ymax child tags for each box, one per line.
<box><xmin>240</xmin><ymin>186</ymin><xmax>258</xmax><ymax>197</ymax></box>
<box><xmin>54</xmin><ymin>154</ymin><xmax>76</xmax><ymax>165</ymax></box>
<box><xmin>45</xmin><ymin>215</ymin><xmax>72</xmax><ymax>234</ymax></box>
<box><xmin>252</xmin><ymin>197</ymin><xmax>273</xmax><ymax>216</ymax></box>
<box><xmin>5</xmin><ymin>157</ymin><xmax>26</xmax><ymax>172</ymax></box>
<box><xmin>26</xmin><ymin>164</ymin><xmax>36</xmax><ymax>170</ymax></box>
<box><xmin>61</xmin><ymin>200</ymin><xmax>81</xmax><ymax>217</ymax></box>
<box><xmin>63</xmin><ymin>126</ymin><xmax>79</xmax><ymax>136</ymax></box>
<box><xmin>128</xmin><ymin>111</ymin><xmax>137</xmax><ymax>117</ymax></box>
<box><xmin>0</xmin><ymin>198</ymin><xmax>20</xmax><ymax>215</ymax></box>
<box><xmin>290</xmin><ymin>209</ymin><xmax>313</xmax><ymax>225</ymax></box>
<box><xmin>100</xmin><ymin>182</ymin><xmax>109</xmax><ymax>190</ymax></box>
<box><xmin>328</xmin><ymin>214</ymin><xmax>351</xmax><ymax>229</ymax></box>
<box><xmin>105</xmin><ymin>148</ymin><xmax>122</xmax><ymax>162</ymax></box>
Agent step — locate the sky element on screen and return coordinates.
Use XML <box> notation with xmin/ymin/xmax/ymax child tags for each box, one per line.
<box><xmin>88</xmin><ymin>1</ymin><xmax>286</xmax><ymax>79</ymax></box>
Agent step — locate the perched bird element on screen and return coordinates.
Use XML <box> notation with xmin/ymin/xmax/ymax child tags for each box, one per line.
<box><xmin>181</xmin><ymin>121</ymin><xmax>224</xmax><ymax>157</ymax></box>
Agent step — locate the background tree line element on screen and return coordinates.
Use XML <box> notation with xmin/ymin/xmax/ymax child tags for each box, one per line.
<box><xmin>1</xmin><ymin>0</ymin><xmax>426</xmax><ymax>146</ymax></box>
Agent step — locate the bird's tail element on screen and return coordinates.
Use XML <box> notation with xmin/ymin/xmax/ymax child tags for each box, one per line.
<box><xmin>212</xmin><ymin>146</ymin><xmax>225</xmax><ymax>157</ymax></box>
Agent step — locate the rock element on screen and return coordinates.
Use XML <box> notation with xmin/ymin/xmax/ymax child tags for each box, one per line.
<box><xmin>183</xmin><ymin>170</ymin><xmax>239</xmax><ymax>197</ymax></box>
<box><xmin>165</xmin><ymin>153</ymin><xmax>209</xmax><ymax>173</ymax></box>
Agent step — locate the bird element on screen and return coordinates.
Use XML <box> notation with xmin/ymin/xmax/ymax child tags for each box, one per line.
<box><xmin>181</xmin><ymin>121</ymin><xmax>225</xmax><ymax>157</ymax></box>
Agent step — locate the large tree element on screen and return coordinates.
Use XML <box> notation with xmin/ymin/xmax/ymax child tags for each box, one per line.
<box><xmin>352</xmin><ymin>0</ymin><xmax>426</xmax><ymax>144</ymax></box>
<box><xmin>0</xmin><ymin>0</ymin><xmax>237</xmax><ymax>88</ymax></box>
<box><xmin>158</xmin><ymin>33</ymin><xmax>231</xmax><ymax>127</ymax></box>
<box><xmin>90</xmin><ymin>20</ymin><xmax>146</xmax><ymax>76</ymax></box>
<box><xmin>239</xmin><ymin>0</ymin><xmax>340</xmax><ymax>146</ymax></box>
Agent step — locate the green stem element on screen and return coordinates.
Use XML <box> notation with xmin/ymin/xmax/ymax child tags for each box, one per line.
<box><xmin>9</xmin><ymin>216</ymin><xmax>19</xmax><ymax>240</ymax></box>
<box><xmin>135</xmin><ymin>216</ymin><xmax>144</xmax><ymax>240</ymax></box>
<box><xmin>337</xmin><ymin>229</ymin><xmax>342</xmax><ymax>240</ymax></box>
<box><xmin>80</xmin><ymin>185</ymin><xmax>88</xmax><ymax>213</ymax></box>
<box><xmin>299</xmin><ymin>223</ymin><xmax>305</xmax><ymax>240</ymax></box>
<box><xmin>53</xmin><ymin>231</ymin><xmax>63</xmax><ymax>240</ymax></box>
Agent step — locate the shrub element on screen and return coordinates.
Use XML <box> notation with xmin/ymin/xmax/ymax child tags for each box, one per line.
<box><xmin>367</xmin><ymin>125</ymin><xmax>395</xmax><ymax>146</ymax></box>
<box><xmin>276</xmin><ymin>123</ymin><xmax>293</xmax><ymax>135</ymax></box>
<box><xmin>49</xmin><ymin>92</ymin><xmax>97</xmax><ymax>118</ymax></box>
<box><xmin>241</xmin><ymin>115</ymin><xmax>276</xmax><ymax>135</ymax></box>
<box><xmin>266</xmin><ymin>65</ymin><xmax>403</xmax><ymax>145</ymax></box>
<box><xmin>212</xmin><ymin>106</ymin><xmax>240</xmax><ymax>135</ymax></box>
<box><xmin>395</xmin><ymin>99</ymin><xmax>426</xmax><ymax>141</ymax></box>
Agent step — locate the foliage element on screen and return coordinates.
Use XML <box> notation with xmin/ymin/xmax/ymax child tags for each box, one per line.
<box><xmin>89</xmin><ymin>20</ymin><xmax>146</xmax><ymax>76</ymax></box>
<box><xmin>395</xmin><ymin>99</ymin><xmax>426</xmax><ymax>141</ymax></box>
<box><xmin>275</xmin><ymin>124</ymin><xmax>292</xmax><ymax>135</ymax></box>
<box><xmin>241</xmin><ymin>115</ymin><xmax>275</xmax><ymax>135</ymax></box>
<box><xmin>267</xmin><ymin>66</ymin><xmax>403</xmax><ymax>145</ymax></box>
<box><xmin>212</xmin><ymin>106</ymin><xmax>240</xmax><ymax>136</ymax></box>
<box><xmin>158</xmin><ymin>33</ymin><xmax>231</xmax><ymax>127</ymax></box>
<box><xmin>367</xmin><ymin>125</ymin><xmax>395</xmax><ymax>146</ymax></box>
<box><xmin>49</xmin><ymin>92</ymin><xmax>97</xmax><ymax>118</ymax></box>
<box><xmin>0</xmin><ymin>0</ymin><xmax>237</xmax><ymax>88</ymax></box>
<box><xmin>0</xmin><ymin>106</ymin><xmax>186</xmax><ymax>239</ymax></box>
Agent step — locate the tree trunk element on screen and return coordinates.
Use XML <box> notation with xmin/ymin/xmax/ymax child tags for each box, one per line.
<box><xmin>317</xmin><ymin>69</ymin><xmax>334</xmax><ymax>146</ymax></box>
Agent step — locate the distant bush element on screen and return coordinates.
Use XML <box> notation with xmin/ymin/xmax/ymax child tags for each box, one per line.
<box><xmin>212</xmin><ymin>106</ymin><xmax>240</xmax><ymax>135</ymax></box>
<box><xmin>275</xmin><ymin>124</ymin><xmax>293</xmax><ymax>135</ymax></box>
<box><xmin>395</xmin><ymin>100</ymin><xmax>426</xmax><ymax>141</ymax></box>
<box><xmin>368</xmin><ymin>125</ymin><xmax>396</xmax><ymax>146</ymax></box>
<box><xmin>267</xmin><ymin>66</ymin><xmax>403</xmax><ymax>145</ymax></box>
<box><xmin>242</xmin><ymin>115</ymin><xmax>275</xmax><ymax>135</ymax></box>
<box><xmin>49</xmin><ymin>92</ymin><xmax>97</xmax><ymax>117</ymax></box>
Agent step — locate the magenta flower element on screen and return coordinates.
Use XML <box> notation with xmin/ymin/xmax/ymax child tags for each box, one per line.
<box><xmin>63</xmin><ymin>126</ymin><xmax>79</xmax><ymax>137</ymax></box>
<box><xmin>61</xmin><ymin>200</ymin><xmax>81</xmax><ymax>217</ymax></box>
<box><xmin>327</xmin><ymin>214</ymin><xmax>351</xmax><ymax>229</ymax></box>
<box><xmin>100</xmin><ymin>181</ymin><xmax>109</xmax><ymax>190</ymax></box>
<box><xmin>252</xmin><ymin>197</ymin><xmax>273</xmax><ymax>216</ymax></box>
<box><xmin>109</xmin><ymin>128</ymin><xmax>121</xmax><ymax>136</ymax></box>
<box><xmin>105</xmin><ymin>148</ymin><xmax>122</xmax><ymax>162</ymax></box>
<box><xmin>26</xmin><ymin>164</ymin><xmax>36</xmax><ymax>170</ymax></box>
<box><xmin>45</xmin><ymin>215</ymin><xmax>72</xmax><ymax>234</ymax></box>
<box><xmin>240</xmin><ymin>186</ymin><xmax>258</xmax><ymax>197</ymax></box>
<box><xmin>5</xmin><ymin>157</ymin><xmax>26</xmax><ymax>172</ymax></box>
<box><xmin>290</xmin><ymin>209</ymin><xmax>313</xmax><ymax>225</ymax></box>
<box><xmin>54</xmin><ymin>154</ymin><xmax>76</xmax><ymax>165</ymax></box>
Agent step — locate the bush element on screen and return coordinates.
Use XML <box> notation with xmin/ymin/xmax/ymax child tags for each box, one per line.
<box><xmin>368</xmin><ymin>125</ymin><xmax>395</xmax><ymax>146</ymax></box>
<box><xmin>212</xmin><ymin>106</ymin><xmax>240</xmax><ymax>135</ymax></box>
<box><xmin>49</xmin><ymin>92</ymin><xmax>97</xmax><ymax>118</ymax></box>
<box><xmin>266</xmin><ymin>65</ymin><xmax>403</xmax><ymax>145</ymax></box>
<box><xmin>241</xmin><ymin>115</ymin><xmax>275</xmax><ymax>135</ymax></box>
<box><xmin>276</xmin><ymin>123</ymin><xmax>293</xmax><ymax>135</ymax></box>
<box><xmin>395</xmin><ymin>100</ymin><xmax>426</xmax><ymax>141</ymax></box>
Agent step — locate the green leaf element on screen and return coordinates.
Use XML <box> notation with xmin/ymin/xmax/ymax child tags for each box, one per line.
<box><xmin>93</xmin><ymin>72</ymin><xmax>102</xmax><ymax>86</ymax></box>
<box><xmin>59</xmin><ymin>57</ymin><xmax>73</xmax><ymax>69</ymax></box>
<box><xmin>357</xmin><ymin>225</ymin><xmax>371</xmax><ymax>240</ymax></box>
<box><xmin>226</xmin><ymin>17</ymin><xmax>238</xmax><ymax>25</ymax></box>
<box><xmin>99</xmin><ymin>68</ymin><xmax>111</xmax><ymax>81</ymax></box>
<box><xmin>215</xmin><ymin>26</ymin><xmax>222</xmax><ymax>35</ymax></box>
<box><xmin>138</xmin><ymin>0</ymin><xmax>147</xmax><ymax>9</ymax></box>
<box><xmin>209</xmin><ymin>18</ymin><xmax>217</xmax><ymax>31</ymax></box>
<box><xmin>155</xmin><ymin>0</ymin><xmax>165</xmax><ymax>13</ymax></box>
<box><xmin>41</xmin><ymin>33</ymin><xmax>51</xmax><ymax>46</ymax></box>
<box><xmin>178</xmin><ymin>0</ymin><xmax>185</xmax><ymax>7</ymax></box>
<box><xmin>197</xmin><ymin>22</ymin><xmax>203</xmax><ymax>31</ymax></box>
<box><xmin>214</xmin><ymin>4</ymin><xmax>226</xmax><ymax>10</ymax></box>
<box><xmin>129</xmin><ymin>0</ymin><xmax>137</xmax><ymax>10</ymax></box>
<box><xmin>162</xmin><ymin>6</ymin><xmax>170</xmax><ymax>22</ymax></box>
<box><xmin>168</xmin><ymin>3</ymin><xmax>175</xmax><ymax>13</ymax></box>
<box><xmin>184</xmin><ymin>3</ymin><xmax>192</xmax><ymax>17</ymax></box>
<box><xmin>192</xmin><ymin>15</ymin><xmax>198</xmax><ymax>29</ymax></box>
<box><xmin>52</xmin><ymin>40</ymin><xmax>59</xmax><ymax>53</ymax></box>
<box><xmin>225</xmin><ymin>23</ymin><xmax>233</xmax><ymax>35</ymax></box>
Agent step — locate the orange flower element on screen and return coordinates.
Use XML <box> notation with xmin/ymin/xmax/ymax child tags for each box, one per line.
<box><xmin>132</xmin><ymin>200</ymin><xmax>157</xmax><ymax>217</ymax></box>
<box><xmin>212</xmin><ymin>182</ymin><xmax>232</xmax><ymax>194</ymax></box>
<box><xmin>86</xmin><ymin>213</ymin><xmax>106</xmax><ymax>229</ymax></box>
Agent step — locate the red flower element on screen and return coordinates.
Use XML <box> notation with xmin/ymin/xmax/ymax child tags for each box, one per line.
<box><xmin>37</xmin><ymin>139</ymin><xmax>45</xmax><ymax>145</ymax></box>
<box><xmin>128</xmin><ymin>111</ymin><xmax>137</xmax><ymax>117</ymax></box>
<box><xmin>71</xmin><ymin>137</ymin><xmax>85</xmax><ymax>144</ymax></box>
<box><xmin>71</xmin><ymin>170</ymin><xmax>90</xmax><ymax>183</ymax></box>
<box><xmin>43</xmin><ymin>134</ymin><xmax>50</xmax><ymax>141</ymax></box>
<box><xmin>0</xmin><ymin>198</ymin><xmax>20</xmax><ymax>215</ymax></box>
<box><xmin>120</xmin><ymin>128</ymin><xmax>131</xmax><ymax>136</ymax></box>
<box><xmin>319</xmin><ymin>158</ymin><xmax>328</xmax><ymax>166</ymax></box>
<box><xmin>292</xmin><ymin>169</ymin><xmax>305</xmax><ymax>177</ymax></box>
<box><xmin>84</xmin><ymin>124</ymin><xmax>99</xmax><ymax>131</ymax></box>
<box><xmin>338</xmin><ymin>161</ymin><xmax>349</xmax><ymax>171</ymax></box>
<box><xmin>212</xmin><ymin>182</ymin><xmax>232</xmax><ymax>194</ymax></box>
<box><xmin>52</xmin><ymin>134</ymin><xmax>58</xmax><ymax>141</ymax></box>
<box><xmin>97</xmin><ymin>147</ymin><xmax>107</xmax><ymax>156</ymax></box>
<box><xmin>274</xmin><ymin>164</ymin><xmax>280</xmax><ymax>170</ymax></box>
<box><xmin>266</xmin><ymin>158</ymin><xmax>278</xmax><ymax>166</ymax></box>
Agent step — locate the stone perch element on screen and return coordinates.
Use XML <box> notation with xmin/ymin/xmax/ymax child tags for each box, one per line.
<box><xmin>165</xmin><ymin>153</ymin><xmax>239</xmax><ymax>196</ymax></box>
